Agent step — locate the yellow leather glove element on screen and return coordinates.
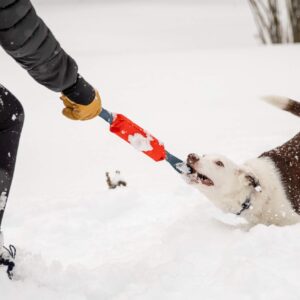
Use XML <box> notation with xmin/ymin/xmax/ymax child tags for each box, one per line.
<box><xmin>60</xmin><ymin>90</ymin><xmax>102</xmax><ymax>121</ymax></box>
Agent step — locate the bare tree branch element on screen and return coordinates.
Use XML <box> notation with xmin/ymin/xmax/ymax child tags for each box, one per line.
<box><xmin>248</xmin><ymin>0</ymin><xmax>300</xmax><ymax>44</ymax></box>
<box><xmin>248</xmin><ymin>0</ymin><xmax>269</xmax><ymax>43</ymax></box>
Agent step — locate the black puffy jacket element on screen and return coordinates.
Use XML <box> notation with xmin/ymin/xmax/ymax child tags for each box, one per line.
<box><xmin>0</xmin><ymin>0</ymin><xmax>94</xmax><ymax>104</ymax></box>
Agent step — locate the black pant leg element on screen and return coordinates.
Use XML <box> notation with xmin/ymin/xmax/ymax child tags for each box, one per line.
<box><xmin>0</xmin><ymin>85</ymin><xmax>24</xmax><ymax>229</ymax></box>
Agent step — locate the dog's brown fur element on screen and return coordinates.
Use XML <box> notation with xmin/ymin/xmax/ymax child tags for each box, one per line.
<box><xmin>260</xmin><ymin>133</ymin><xmax>300</xmax><ymax>213</ymax></box>
<box><xmin>260</xmin><ymin>97</ymin><xmax>300</xmax><ymax>213</ymax></box>
<box><xmin>184</xmin><ymin>96</ymin><xmax>300</xmax><ymax>226</ymax></box>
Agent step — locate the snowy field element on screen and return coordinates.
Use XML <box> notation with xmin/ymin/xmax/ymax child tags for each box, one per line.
<box><xmin>1</xmin><ymin>0</ymin><xmax>300</xmax><ymax>299</ymax></box>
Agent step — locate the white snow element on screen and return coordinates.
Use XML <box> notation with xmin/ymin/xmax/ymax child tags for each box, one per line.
<box><xmin>109</xmin><ymin>170</ymin><xmax>126</xmax><ymax>187</ymax></box>
<box><xmin>1</xmin><ymin>0</ymin><xmax>300</xmax><ymax>299</ymax></box>
<box><xmin>175</xmin><ymin>162</ymin><xmax>191</xmax><ymax>174</ymax></box>
<box><xmin>128</xmin><ymin>133</ymin><xmax>153</xmax><ymax>152</ymax></box>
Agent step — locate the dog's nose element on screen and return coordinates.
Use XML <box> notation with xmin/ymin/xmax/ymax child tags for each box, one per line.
<box><xmin>187</xmin><ymin>153</ymin><xmax>200</xmax><ymax>165</ymax></box>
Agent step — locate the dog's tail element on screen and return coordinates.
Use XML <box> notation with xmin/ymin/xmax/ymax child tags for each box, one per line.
<box><xmin>262</xmin><ymin>95</ymin><xmax>300</xmax><ymax>118</ymax></box>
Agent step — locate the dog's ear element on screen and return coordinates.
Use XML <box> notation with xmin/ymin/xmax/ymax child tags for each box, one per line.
<box><xmin>245</xmin><ymin>174</ymin><xmax>262</xmax><ymax>192</ymax></box>
<box><xmin>237</xmin><ymin>167</ymin><xmax>262</xmax><ymax>192</ymax></box>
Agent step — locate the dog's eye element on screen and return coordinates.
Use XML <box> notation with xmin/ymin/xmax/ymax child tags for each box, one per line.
<box><xmin>215</xmin><ymin>161</ymin><xmax>224</xmax><ymax>167</ymax></box>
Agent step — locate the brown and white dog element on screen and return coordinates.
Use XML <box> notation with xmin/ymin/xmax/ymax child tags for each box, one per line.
<box><xmin>184</xmin><ymin>96</ymin><xmax>300</xmax><ymax>226</ymax></box>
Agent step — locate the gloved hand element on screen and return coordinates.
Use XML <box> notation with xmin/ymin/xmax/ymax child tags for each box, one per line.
<box><xmin>61</xmin><ymin>90</ymin><xmax>102</xmax><ymax>121</ymax></box>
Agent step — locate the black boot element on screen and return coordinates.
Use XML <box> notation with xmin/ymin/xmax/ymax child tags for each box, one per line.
<box><xmin>0</xmin><ymin>232</ymin><xmax>16</xmax><ymax>280</ymax></box>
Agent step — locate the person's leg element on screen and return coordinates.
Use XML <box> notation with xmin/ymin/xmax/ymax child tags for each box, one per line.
<box><xmin>0</xmin><ymin>85</ymin><xmax>24</xmax><ymax>229</ymax></box>
<box><xmin>0</xmin><ymin>85</ymin><xmax>24</xmax><ymax>279</ymax></box>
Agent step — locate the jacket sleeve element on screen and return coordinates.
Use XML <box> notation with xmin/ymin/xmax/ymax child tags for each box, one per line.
<box><xmin>0</xmin><ymin>0</ymin><xmax>95</xmax><ymax>104</ymax></box>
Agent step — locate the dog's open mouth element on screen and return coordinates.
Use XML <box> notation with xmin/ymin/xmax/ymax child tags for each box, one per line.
<box><xmin>187</xmin><ymin>165</ymin><xmax>214</xmax><ymax>186</ymax></box>
<box><xmin>196</xmin><ymin>172</ymin><xmax>214</xmax><ymax>186</ymax></box>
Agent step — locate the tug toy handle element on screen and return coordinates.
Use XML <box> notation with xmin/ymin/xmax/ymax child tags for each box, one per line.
<box><xmin>99</xmin><ymin>108</ymin><xmax>190</xmax><ymax>174</ymax></box>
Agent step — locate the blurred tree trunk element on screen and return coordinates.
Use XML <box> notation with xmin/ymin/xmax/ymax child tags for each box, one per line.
<box><xmin>287</xmin><ymin>0</ymin><xmax>300</xmax><ymax>42</ymax></box>
<box><xmin>248</xmin><ymin>0</ymin><xmax>300</xmax><ymax>43</ymax></box>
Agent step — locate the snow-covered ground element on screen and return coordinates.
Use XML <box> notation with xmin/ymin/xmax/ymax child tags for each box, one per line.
<box><xmin>1</xmin><ymin>0</ymin><xmax>300</xmax><ymax>299</ymax></box>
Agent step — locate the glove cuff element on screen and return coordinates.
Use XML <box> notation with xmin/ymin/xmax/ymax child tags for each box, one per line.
<box><xmin>62</xmin><ymin>74</ymin><xmax>95</xmax><ymax>105</ymax></box>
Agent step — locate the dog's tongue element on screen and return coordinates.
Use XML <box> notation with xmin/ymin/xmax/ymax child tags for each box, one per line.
<box><xmin>202</xmin><ymin>178</ymin><xmax>214</xmax><ymax>186</ymax></box>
